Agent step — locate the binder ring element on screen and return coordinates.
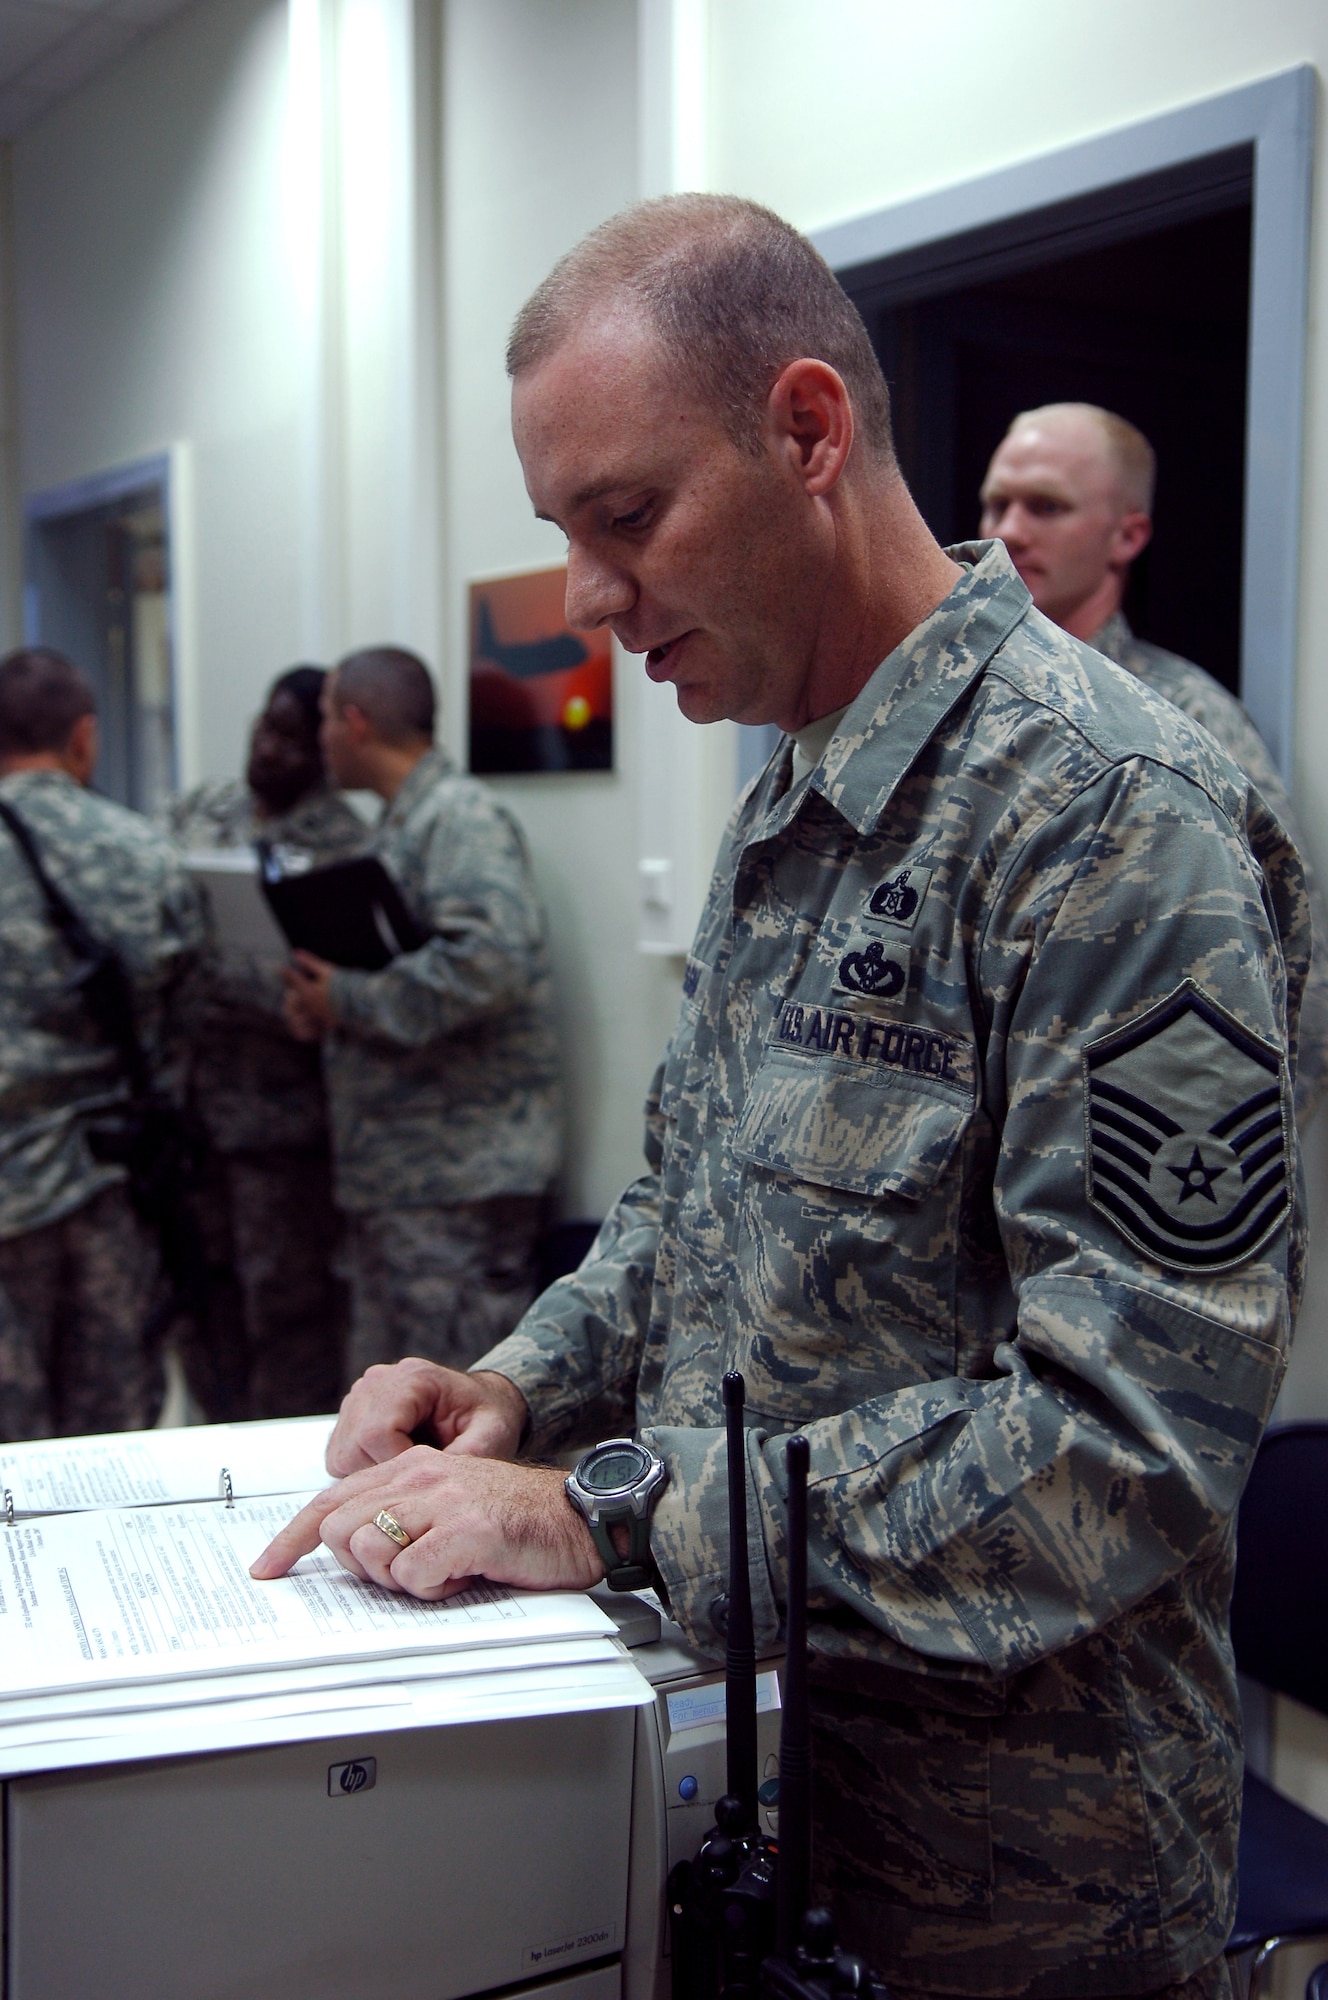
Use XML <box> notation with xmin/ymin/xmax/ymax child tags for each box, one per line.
<box><xmin>373</xmin><ymin>1509</ymin><xmax>411</xmax><ymax>1550</ymax></box>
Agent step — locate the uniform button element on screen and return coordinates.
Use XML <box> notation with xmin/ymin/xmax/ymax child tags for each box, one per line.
<box><xmin>709</xmin><ymin>1594</ymin><xmax>730</xmax><ymax>1637</ymax></box>
<box><xmin>678</xmin><ymin>1775</ymin><xmax>699</xmax><ymax>1801</ymax></box>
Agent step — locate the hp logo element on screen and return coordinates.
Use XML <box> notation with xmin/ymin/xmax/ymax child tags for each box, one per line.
<box><xmin>327</xmin><ymin>1757</ymin><xmax>377</xmax><ymax>1797</ymax></box>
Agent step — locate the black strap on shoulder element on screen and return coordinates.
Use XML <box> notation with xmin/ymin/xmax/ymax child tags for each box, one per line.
<box><xmin>0</xmin><ymin>793</ymin><xmax>151</xmax><ymax>1097</ymax></box>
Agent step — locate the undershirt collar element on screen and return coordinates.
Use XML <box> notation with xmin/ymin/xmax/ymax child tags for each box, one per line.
<box><xmin>790</xmin><ymin>703</ymin><xmax>851</xmax><ymax>787</ymax></box>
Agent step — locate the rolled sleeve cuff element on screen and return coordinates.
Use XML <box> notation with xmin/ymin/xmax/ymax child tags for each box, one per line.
<box><xmin>640</xmin><ymin>1421</ymin><xmax>784</xmax><ymax>1659</ymax></box>
<box><xmin>327</xmin><ymin>968</ymin><xmax>376</xmax><ymax>1032</ymax></box>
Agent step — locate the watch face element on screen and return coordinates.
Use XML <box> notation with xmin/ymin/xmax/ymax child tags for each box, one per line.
<box><xmin>582</xmin><ymin>1443</ymin><xmax>647</xmax><ymax>1495</ymax></box>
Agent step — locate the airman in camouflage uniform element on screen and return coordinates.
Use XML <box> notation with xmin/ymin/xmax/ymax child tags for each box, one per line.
<box><xmin>484</xmin><ymin>541</ymin><xmax>1305</xmax><ymax>1995</ymax></box>
<box><xmin>256</xmin><ymin>202</ymin><xmax>1304</xmax><ymax>2000</ymax></box>
<box><xmin>282</xmin><ymin>648</ymin><xmax>562</xmax><ymax>1379</ymax></box>
<box><xmin>0</xmin><ymin>648</ymin><xmax>202</xmax><ymax>1440</ymax></box>
<box><xmin>980</xmin><ymin>402</ymin><xmax>1328</xmax><ymax>1125</ymax></box>
<box><xmin>165</xmin><ymin>666</ymin><xmax>364</xmax><ymax>1419</ymax></box>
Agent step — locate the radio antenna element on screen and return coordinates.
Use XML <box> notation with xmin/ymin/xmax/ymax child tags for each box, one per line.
<box><xmin>776</xmin><ymin>1433</ymin><xmax>811</xmax><ymax>1961</ymax></box>
<box><xmin>723</xmin><ymin>1369</ymin><xmax>759</xmax><ymax>1830</ymax></box>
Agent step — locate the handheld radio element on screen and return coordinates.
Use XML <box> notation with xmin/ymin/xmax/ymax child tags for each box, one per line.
<box><xmin>666</xmin><ymin>1370</ymin><xmax>778</xmax><ymax>1998</ymax></box>
<box><xmin>758</xmin><ymin>1434</ymin><xmax>890</xmax><ymax>2000</ymax></box>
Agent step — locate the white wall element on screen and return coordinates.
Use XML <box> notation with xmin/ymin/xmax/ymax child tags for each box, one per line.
<box><xmin>13</xmin><ymin>0</ymin><xmax>301</xmax><ymax>782</ymax></box>
<box><xmin>440</xmin><ymin>0</ymin><xmax>689</xmax><ymax>1217</ymax></box>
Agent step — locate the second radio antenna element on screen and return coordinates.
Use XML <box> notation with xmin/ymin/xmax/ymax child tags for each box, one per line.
<box><xmin>723</xmin><ymin>1368</ymin><xmax>758</xmax><ymax>1830</ymax></box>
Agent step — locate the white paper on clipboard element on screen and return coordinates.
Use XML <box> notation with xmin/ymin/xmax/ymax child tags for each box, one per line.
<box><xmin>186</xmin><ymin>849</ymin><xmax>289</xmax><ymax>960</ymax></box>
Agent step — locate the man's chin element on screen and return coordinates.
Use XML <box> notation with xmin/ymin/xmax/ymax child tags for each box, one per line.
<box><xmin>672</xmin><ymin>683</ymin><xmax>729</xmax><ymax>726</ymax></box>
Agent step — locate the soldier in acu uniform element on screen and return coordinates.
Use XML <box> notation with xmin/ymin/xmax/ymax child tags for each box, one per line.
<box><xmin>0</xmin><ymin>648</ymin><xmax>202</xmax><ymax>1440</ymax></box>
<box><xmin>980</xmin><ymin>401</ymin><xmax>1328</xmax><ymax>1126</ymax></box>
<box><xmin>256</xmin><ymin>201</ymin><xmax>1307</xmax><ymax>2000</ymax></box>
<box><xmin>165</xmin><ymin>666</ymin><xmax>364</xmax><ymax>1418</ymax></box>
<box><xmin>281</xmin><ymin>647</ymin><xmax>562</xmax><ymax>1379</ymax></box>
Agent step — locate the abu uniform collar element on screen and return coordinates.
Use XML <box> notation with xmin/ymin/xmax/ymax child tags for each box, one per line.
<box><xmin>378</xmin><ymin>743</ymin><xmax>456</xmax><ymax>829</ymax></box>
<box><xmin>751</xmin><ymin>539</ymin><xmax>1033</xmax><ymax>846</ymax></box>
<box><xmin>1089</xmin><ymin>609</ymin><xmax>1134</xmax><ymax>667</ymax></box>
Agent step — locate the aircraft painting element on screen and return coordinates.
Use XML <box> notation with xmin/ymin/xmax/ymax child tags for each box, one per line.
<box><xmin>468</xmin><ymin>567</ymin><xmax>613</xmax><ymax>774</ymax></box>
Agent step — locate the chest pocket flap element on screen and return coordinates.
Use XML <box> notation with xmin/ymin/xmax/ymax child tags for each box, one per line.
<box><xmin>733</xmin><ymin>1042</ymin><xmax>975</xmax><ymax>1200</ymax></box>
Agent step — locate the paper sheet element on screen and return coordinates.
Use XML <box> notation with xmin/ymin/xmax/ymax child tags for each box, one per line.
<box><xmin>0</xmin><ymin>1633</ymin><xmax>627</xmax><ymax>1726</ymax></box>
<box><xmin>0</xmin><ymin>1494</ymin><xmax>613</xmax><ymax>1700</ymax></box>
<box><xmin>0</xmin><ymin>1653</ymin><xmax>653</xmax><ymax>1777</ymax></box>
<box><xmin>0</xmin><ymin>1416</ymin><xmax>335</xmax><ymax>1517</ymax></box>
<box><xmin>186</xmin><ymin>850</ymin><xmax>289</xmax><ymax>959</ymax></box>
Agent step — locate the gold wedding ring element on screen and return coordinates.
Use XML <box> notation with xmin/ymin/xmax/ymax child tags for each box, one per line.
<box><xmin>373</xmin><ymin>1509</ymin><xmax>411</xmax><ymax>1549</ymax></box>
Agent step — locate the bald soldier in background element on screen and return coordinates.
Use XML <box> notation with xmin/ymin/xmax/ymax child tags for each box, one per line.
<box><xmin>282</xmin><ymin>647</ymin><xmax>562</xmax><ymax>1380</ymax></box>
<box><xmin>259</xmin><ymin>199</ymin><xmax>1308</xmax><ymax>2000</ymax></box>
<box><xmin>165</xmin><ymin>667</ymin><xmax>364</xmax><ymax>1419</ymax></box>
<box><xmin>980</xmin><ymin>401</ymin><xmax>1328</xmax><ymax>1125</ymax></box>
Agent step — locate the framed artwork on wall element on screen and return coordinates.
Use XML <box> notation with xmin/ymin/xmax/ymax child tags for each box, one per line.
<box><xmin>468</xmin><ymin>566</ymin><xmax>613</xmax><ymax>775</ymax></box>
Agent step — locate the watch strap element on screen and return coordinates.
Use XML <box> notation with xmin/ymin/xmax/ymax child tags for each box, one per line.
<box><xmin>589</xmin><ymin>1510</ymin><xmax>655</xmax><ymax>1593</ymax></box>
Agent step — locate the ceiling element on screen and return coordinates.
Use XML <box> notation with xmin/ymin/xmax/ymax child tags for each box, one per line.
<box><xmin>0</xmin><ymin>0</ymin><xmax>198</xmax><ymax>140</ymax></box>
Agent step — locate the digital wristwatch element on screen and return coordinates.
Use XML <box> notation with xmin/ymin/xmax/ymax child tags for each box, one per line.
<box><xmin>565</xmin><ymin>1437</ymin><xmax>667</xmax><ymax>1592</ymax></box>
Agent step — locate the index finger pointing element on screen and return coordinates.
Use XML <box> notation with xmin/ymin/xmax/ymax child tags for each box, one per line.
<box><xmin>249</xmin><ymin>1486</ymin><xmax>342</xmax><ymax>1579</ymax></box>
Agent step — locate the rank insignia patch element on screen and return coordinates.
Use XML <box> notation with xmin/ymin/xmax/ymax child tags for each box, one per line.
<box><xmin>1084</xmin><ymin>981</ymin><xmax>1291</xmax><ymax>1273</ymax></box>
<box><xmin>867</xmin><ymin>863</ymin><xmax>932</xmax><ymax>929</ymax></box>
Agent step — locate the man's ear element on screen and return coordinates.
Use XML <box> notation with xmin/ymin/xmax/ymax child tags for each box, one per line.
<box><xmin>62</xmin><ymin>712</ymin><xmax>98</xmax><ymax>786</ymax></box>
<box><xmin>341</xmin><ymin>701</ymin><xmax>373</xmax><ymax>746</ymax></box>
<box><xmin>766</xmin><ymin>358</ymin><xmax>855</xmax><ymax>497</ymax></box>
<box><xmin>1111</xmin><ymin>510</ymin><xmax>1153</xmax><ymax>570</ymax></box>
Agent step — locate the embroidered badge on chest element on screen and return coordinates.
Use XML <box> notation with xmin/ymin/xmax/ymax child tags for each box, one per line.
<box><xmin>834</xmin><ymin>932</ymin><xmax>909</xmax><ymax>1001</ymax></box>
<box><xmin>866</xmin><ymin>863</ymin><xmax>932</xmax><ymax>929</ymax></box>
<box><xmin>1083</xmin><ymin>981</ymin><xmax>1291</xmax><ymax>1273</ymax></box>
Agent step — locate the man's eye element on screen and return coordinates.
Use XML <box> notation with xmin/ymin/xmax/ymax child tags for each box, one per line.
<box><xmin>613</xmin><ymin>503</ymin><xmax>651</xmax><ymax>532</ymax></box>
<box><xmin>1028</xmin><ymin>499</ymin><xmax>1068</xmax><ymax>517</ymax></box>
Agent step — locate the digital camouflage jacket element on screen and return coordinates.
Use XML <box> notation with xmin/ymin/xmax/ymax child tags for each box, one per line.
<box><xmin>164</xmin><ymin>778</ymin><xmax>365</xmax><ymax>1153</ymax></box>
<box><xmin>1093</xmin><ymin>610</ymin><xmax>1328</xmax><ymax>1131</ymax></box>
<box><xmin>0</xmin><ymin>769</ymin><xmax>203</xmax><ymax>1239</ymax></box>
<box><xmin>323</xmin><ymin>748</ymin><xmax>562</xmax><ymax>1212</ymax></box>
<box><xmin>481</xmin><ymin>544</ymin><xmax>1308</xmax><ymax>1997</ymax></box>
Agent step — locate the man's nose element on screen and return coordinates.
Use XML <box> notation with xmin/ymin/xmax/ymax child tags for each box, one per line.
<box><xmin>565</xmin><ymin>545</ymin><xmax>634</xmax><ymax>631</ymax></box>
<box><xmin>988</xmin><ymin>502</ymin><xmax>1027</xmax><ymax>549</ymax></box>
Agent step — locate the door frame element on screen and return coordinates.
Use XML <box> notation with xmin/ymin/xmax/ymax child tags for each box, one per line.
<box><xmin>23</xmin><ymin>448</ymin><xmax>188</xmax><ymax>800</ymax></box>
<box><xmin>813</xmin><ymin>67</ymin><xmax>1315</xmax><ymax>782</ymax></box>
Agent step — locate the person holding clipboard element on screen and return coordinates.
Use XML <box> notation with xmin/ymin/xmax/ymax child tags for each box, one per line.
<box><xmin>281</xmin><ymin>648</ymin><xmax>562</xmax><ymax>1381</ymax></box>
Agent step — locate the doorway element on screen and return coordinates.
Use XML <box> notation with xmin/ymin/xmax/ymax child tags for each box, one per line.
<box><xmin>812</xmin><ymin>68</ymin><xmax>1313</xmax><ymax>779</ymax></box>
<box><xmin>25</xmin><ymin>455</ymin><xmax>175</xmax><ymax>814</ymax></box>
<box><xmin>845</xmin><ymin>156</ymin><xmax>1250</xmax><ymax>695</ymax></box>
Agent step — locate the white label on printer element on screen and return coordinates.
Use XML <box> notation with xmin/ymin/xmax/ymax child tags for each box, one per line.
<box><xmin>524</xmin><ymin>1921</ymin><xmax>616</xmax><ymax>1971</ymax></box>
<box><xmin>667</xmin><ymin>1669</ymin><xmax>781</xmax><ymax>1735</ymax></box>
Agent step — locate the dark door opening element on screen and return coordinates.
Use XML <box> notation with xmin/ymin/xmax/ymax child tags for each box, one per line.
<box><xmin>842</xmin><ymin>149</ymin><xmax>1252</xmax><ymax>695</ymax></box>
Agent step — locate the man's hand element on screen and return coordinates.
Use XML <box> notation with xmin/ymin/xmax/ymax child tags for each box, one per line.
<box><xmin>324</xmin><ymin>1358</ymin><xmax>529</xmax><ymax>1477</ymax></box>
<box><xmin>248</xmin><ymin>1448</ymin><xmax>604</xmax><ymax>1600</ymax></box>
<box><xmin>282</xmin><ymin>950</ymin><xmax>338</xmax><ymax>1041</ymax></box>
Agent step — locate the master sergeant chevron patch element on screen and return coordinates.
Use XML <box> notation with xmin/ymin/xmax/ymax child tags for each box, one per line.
<box><xmin>1083</xmin><ymin>980</ymin><xmax>1291</xmax><ymax>1273</ymax></box>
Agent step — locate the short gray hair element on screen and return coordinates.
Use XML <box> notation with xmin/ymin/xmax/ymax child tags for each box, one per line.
<box><xmin>507</xmin><ymin>193</ymin><xmax>895</xmax><ymax>461</ymax></box>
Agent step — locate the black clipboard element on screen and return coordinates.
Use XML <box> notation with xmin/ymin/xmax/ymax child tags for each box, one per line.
<box><xmin>260</xmin><ymin>854</ymin><xmax>431</xmax><ymax>971</ymax></box>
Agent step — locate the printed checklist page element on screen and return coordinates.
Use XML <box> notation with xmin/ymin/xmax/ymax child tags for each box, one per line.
<box><xmin>0</xmin><ymin>1495</ymin><xmax>611</xmax><ymax>1700</ymax></box>
<box><xmin>0</xmin><ymin>1417</ymin><xmax>336</xmax><ymax>1517</ymax></box>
